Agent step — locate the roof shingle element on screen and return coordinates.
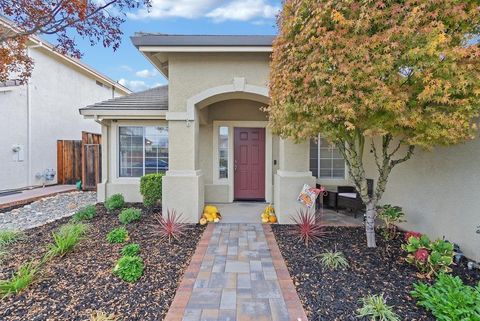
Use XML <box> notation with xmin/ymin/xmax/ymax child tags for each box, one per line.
<box><xmin>81</xmin><ymin>85</ymin><xmax>168</xmax><ymax>111</ymax></box>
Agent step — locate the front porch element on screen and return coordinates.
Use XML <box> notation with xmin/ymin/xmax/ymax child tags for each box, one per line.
<box><xmin>162</xmin><ymin>78</ymin><xmax>316</xmax><ymax>224</ymax></box>
<box><xmin>212</xmin><ymin>202</ymin><xmax>364</xmax><ymax>226</ymax></box>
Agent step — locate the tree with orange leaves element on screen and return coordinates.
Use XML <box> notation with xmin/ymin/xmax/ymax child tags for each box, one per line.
<box><xmin>267</xmin><ymin>0</ymin><xmax>480</xmax><ymax>247</ymax></box>
<box><xmin>0</xmin><ymin>0</ymin><xmax>150</xmax><ymax>84</ymax></box>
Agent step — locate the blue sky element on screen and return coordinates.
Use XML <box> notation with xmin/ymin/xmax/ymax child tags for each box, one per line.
<box><xmin>72</xmin><ymin>0</ymin><xmax>281</xmax><ymax>92</ymax></box>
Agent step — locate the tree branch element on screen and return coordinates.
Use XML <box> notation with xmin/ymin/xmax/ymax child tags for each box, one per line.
<box><xmin>0</xmin><ymin>0</ymin><xmax>119</xmax><ymax>43</ymax></box>
<box><xmin>391</xmin><ymin>145</ymin><xmax>415</xmax><ymax>166</ymax></box>
<box><xmin>370</xmin><ymin>138</ymin><xmax>382</xmax><ymax>172</ymax></box>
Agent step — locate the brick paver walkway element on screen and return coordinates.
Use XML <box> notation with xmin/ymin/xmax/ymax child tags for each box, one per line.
<box><xmin>165</xmin><ymin>223</ymin><xmax>308</xmax><ymax>321</ymax></box>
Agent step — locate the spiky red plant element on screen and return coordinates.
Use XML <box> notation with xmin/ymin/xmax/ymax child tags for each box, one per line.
<box><xmin>153</xmin><ymin>209</ymin><xmax>185</xmax><ymax>243</ymax></box>
<box><xmin>291</xmin><ymin>209</ymin><xmax>327</xmax><ymax>247</ymax></box>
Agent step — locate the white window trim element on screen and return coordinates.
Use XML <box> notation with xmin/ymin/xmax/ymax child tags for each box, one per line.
<box><xmin>212</xmin><ymin>120</ymin><xmax>273</xmax><ymax>203</ymax></box>
<box><xmin>110</xmin><ymin>120</ymin><xmax>168</xmax><ymax>183</ymax></box>
<box><xmin>118</xmin><ymin>126</ymin><xmax>168</xmax><ymax>178</ymax></box>
<box><xmin>311</xmin><ymin>135</ymin><xmax>348</xmax><ymax>181</ymax></box>
<box><xmin>214</xmin><ymin>126</ymin><xmax>230</xmax><ymax>184</ymax></box>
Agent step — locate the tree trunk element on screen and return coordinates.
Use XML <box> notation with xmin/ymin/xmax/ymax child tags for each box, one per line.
<box><xmin>365</xmin><ymin>201</ymin><xmax>377</xmax><ymax>247</ymax></box>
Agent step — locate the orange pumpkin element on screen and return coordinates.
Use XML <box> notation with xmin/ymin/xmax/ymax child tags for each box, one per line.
<box><xmin>269</xmin><ymin>215</ymin><xmax>277</xmax><ymax>223</ymax></box>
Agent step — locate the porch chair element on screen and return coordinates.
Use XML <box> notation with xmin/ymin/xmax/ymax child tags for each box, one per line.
<box><xmin>336</xmin><ymin>179</ymin><xmax>374</xmax><ymax>218</ymax></box>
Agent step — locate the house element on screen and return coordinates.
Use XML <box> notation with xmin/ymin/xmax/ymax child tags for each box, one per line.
<box><xmin>80</xmin><ymin>34</ymin><xmax>480</xmax><ymax>261</ymax></box>
<box><xmin>0</xmin><ymin>17</ymin><xmax>131</xmax><ymax>191</ymax></box>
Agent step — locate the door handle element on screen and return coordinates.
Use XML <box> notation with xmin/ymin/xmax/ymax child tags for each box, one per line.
<box><xmin>234</xmin><ymin>160</ymin><xmax>238</xmax><ymax>171</ymax></box>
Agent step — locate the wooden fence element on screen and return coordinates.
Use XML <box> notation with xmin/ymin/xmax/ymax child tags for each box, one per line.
<box><xmin>82</xmin><ymin>131</ymin><xmax>102</xmax><ymax>190</ymax></box>
<box><xmin>57</xmin><ymin>131</ymin><xmax>101</xmax><ymax>190</ymax></box>
<box><xmin>57</xmin><ymin>140</ymin><xmax>82</xmax><ymax>185</ymax></box>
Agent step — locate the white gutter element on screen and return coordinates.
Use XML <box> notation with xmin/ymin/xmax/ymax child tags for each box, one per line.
<box><xmin>138</xmin><ymin>45</ymin><xmax>273</xmax><ymax>53</ymax></box>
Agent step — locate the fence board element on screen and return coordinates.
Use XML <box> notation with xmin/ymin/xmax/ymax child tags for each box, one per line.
<box><xmin>57</xmin><ymin>140</ymin><xmax>82</xmax><ymax>185</ymax></box>
<box><xmin>81</xmin><ymin>132</ymin><xmax>102</xmax><ymax>190</ymax></box>
<box><xmin>57</xmin><ymin>132</ymin><xmax>101</xmax><ymax>189</ymax></box>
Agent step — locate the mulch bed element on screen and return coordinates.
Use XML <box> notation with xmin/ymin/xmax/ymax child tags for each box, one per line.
<box><xmin>271</xmin><ymin>225</ymin><xmax>480</xmax><ymax>321</ymax></box>
<box><xmin>0</xmin><ymin>203</ymin><xmax>205</xmax><ymax>321</ymax></box>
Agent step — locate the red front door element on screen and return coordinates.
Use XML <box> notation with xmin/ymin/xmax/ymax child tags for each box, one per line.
<box><xmin>234</xmin><ymin>127</ymin><xmax>266</xmax><ymax>200</ymax></box>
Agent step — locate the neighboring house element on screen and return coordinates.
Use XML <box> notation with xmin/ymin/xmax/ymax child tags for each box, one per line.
<box><xmin>80</xmin><ymin>34</ymin><xmax>480</xmax><ymax>261</ymax></box>
<box><xmin>0</xmin><ymin>17</ymin><xmax>131</xmax><ymax>191</ymax></box>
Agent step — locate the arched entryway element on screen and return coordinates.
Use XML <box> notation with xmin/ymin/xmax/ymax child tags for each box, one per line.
<box><xmin>192</xmin><ymin>79</ymin><xmax>274</xmax><ymax>204</ymax></box>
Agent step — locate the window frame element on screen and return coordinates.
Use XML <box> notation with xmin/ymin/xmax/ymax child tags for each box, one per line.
<box><xmin>118</xmin><ymin>125</ymin><xmax>169</xmax><ymax>178</ymax></box>
<box><xmin>218</xmin><ymin>126</ymin><xmax>229</xmax><ymax>180</ymax></box>
<box><xmin>310</xmin><ymin>135</ymin><xmax>347</xmax><ymax>180</ymax></box>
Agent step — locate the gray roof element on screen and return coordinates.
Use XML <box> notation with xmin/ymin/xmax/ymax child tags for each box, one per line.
<box><xmin>0</xmin><ymin>79</ymin><xmax>22</xmax><ymax>87</ymax></box>
<box><xmin>131</xmin><ymin>33</ymin><xmax>275</xmax><ymax>47</ymax></box>
<box><xmin>81</xmin><ymin>85</ymin><xmax>168</xmax><ymax>111</ymax></box>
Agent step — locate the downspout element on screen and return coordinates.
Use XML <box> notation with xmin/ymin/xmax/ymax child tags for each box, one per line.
<box><xmin>94</xmin><ymin>116</ymin><xmax>109</xmax><ymax>201</ymax></box>
<box><xmin>26</xmin><ymin>43</ymin><xmax>42</xmax><ymax>187</ymax></box>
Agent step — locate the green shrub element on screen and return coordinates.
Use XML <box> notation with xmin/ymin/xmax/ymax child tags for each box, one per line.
<box><xmin>411</xmin><ymin>273</ymin><xmax>480</xmax><ymax>320</ymax></box>
<box><xmin>0</xmin><ymin>230</ymin><xmax>23</xmax><ymax>245</ymax></box>
<box><xmin>357</xmin><ymin>294</ymin><xmax>400</xmax><ymax>321</ymax></box>
<box><xmin>105</xmin><ymin>194</ymin><xmax>125</xmax><ymax>211</ymax></box>
<box><xmin>0</xmin><ymin>261</ymin><xmax>40</xmax><ymax>298</ymax></box>
<box><xmin>45</xmin><ymin>223</ymin><xmax>88</xmax><ymax>259</ymax></box>
<box><xmin>113</xmin><ymin>255</ymin><xmax>144</xmax><ymax>282</ymax></box>
<box><xmin>121</xmin><ymin>243</ymin><xmax>140</xmax><ymax>257</ymax></box>
<box><xmin>377</xmin><ymin>204</ymin><xmax>405</xmax><ymax>240</ymax></box>
<box><xmin>106</xmin><ymin>227</ymin><xmax>129</xmax><ymax>244</ymax></box>
<box><xmin>118</xmin><ymin>208</ymin><xmax>142</xmax><ymax>224</ymax></box>
<box><xmin>402</xmin><ymin>234</ymin><xmax>454</xmax><ymax>278</ymax></box>
<box><xmin>140</xmin><ymin>173</ymin><xmax>163</xmax><ymax>207</ymax></box>
<box><xmin>72</xmin><ymin>205</ymin><xmax>96</xmax><ymax>222</ymax></box>
<box><xmin>318</xmin><ymin>250</ymin><xmax>349</xmax><ymax>270</ymax></box>
<box><xmin>0</xmin><ymin>230</ymin><xmax>23</xmax><ymax>264</ymax></box>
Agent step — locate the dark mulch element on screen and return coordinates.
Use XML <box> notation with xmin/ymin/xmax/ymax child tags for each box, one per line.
<box><xmin>271</xmin><ymin>225</ymin><xmax>480</xmax><ymax>321</ymax></box>
<box><xmin>0</xmin><ymin>203</ymin><xmax>205</xmax><ymax>321</ymax></box>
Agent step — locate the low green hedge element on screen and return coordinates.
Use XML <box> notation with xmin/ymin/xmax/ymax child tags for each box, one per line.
<box><xmin>140</xmin><ymin>173</ymin><xmax>164</xmax><ymax>207</ymax></box>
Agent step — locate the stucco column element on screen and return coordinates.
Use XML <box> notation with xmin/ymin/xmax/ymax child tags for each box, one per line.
<box><xmin>97</xmin><ymin>120</ymin><xmax>110</xmax><ymax>202</ymax></box>
<box><xmin>162</xmin><ymin>115</ymin><xmax>204</xmax><ymax>223</ymax></box>
<box><xmin>274</xmin><ymin>138</ymin><xmax>315</xmax><ymax>224</ymax></box>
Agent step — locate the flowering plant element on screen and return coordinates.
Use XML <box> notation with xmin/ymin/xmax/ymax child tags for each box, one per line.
<box><xmin>402</xmin><ymin>234</ymin><xmax>454</xmax><ymax>278</ymax></box>
<box><xmin>404</xmin><ymin>231</ymin><xmax>422</xmax><ymax>242</ymax></box>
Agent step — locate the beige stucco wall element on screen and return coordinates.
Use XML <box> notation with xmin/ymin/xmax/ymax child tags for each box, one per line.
<box><xmin>363</xmin><ymin>138</ymin><xmax>480</xmax><ymax>261</ymax></box>
<box><xmin>163</xmin><ymin>52</ymin><xmax>272</xmax><ymax>222</ymax></box>
<box><xmin>0</xmin><ymin>46</ymin><xmax>123</xmax><ymax>191</ymax></box>
<box><xmin>168</xmin><ymin>53</ymin><xmax>270</xmax><ymax>113</ymax></box>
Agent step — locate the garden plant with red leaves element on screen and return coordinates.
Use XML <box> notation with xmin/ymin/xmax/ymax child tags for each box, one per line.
<box><xmin>152</xmin><ymin>210</ymin><xmax>186</xmax><ymax>244</ymax></box>
<box><xmin>402</xmin><ymin>233</ymin><xmax>454</xmax><ymax>278</ymax></box>
<box><xmin>291</xmin><ymin>209</ymin><xmax>327</xmax><ymax>247</ymax></box>
<box><xmin>404</xmin><ymin>231</ymin><xmax>422</xmax><ymax>242</ymax></box>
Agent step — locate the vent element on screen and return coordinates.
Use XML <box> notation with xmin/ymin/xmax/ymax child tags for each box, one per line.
<box><xmin>95</xmin><ymin>80</ymin><xmax>110</xmax><ymax>89</ymax></box>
